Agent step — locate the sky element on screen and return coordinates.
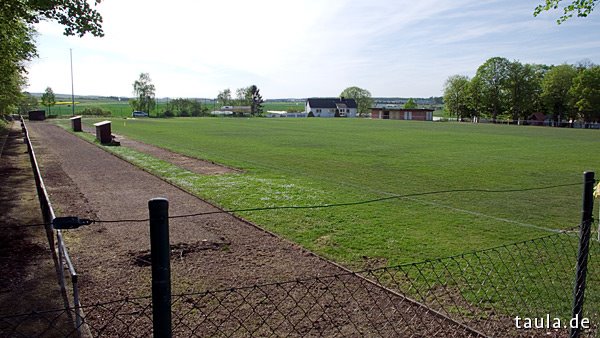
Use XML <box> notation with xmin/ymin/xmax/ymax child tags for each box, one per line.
<box><xmin>25</xmin><ymin>0</ymin><xmax>600</xmax><ymax>99</ymax></box>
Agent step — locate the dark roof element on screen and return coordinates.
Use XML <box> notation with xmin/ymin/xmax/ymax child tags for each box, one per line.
<box><xmin>307</xmin><ymin>98</ymin><xmax>357</xmax><ymax>109</ymax></box>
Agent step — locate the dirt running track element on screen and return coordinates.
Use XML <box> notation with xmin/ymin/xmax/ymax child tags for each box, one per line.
<box><xmin>25</xmin><ymin>121</ymin><xmax>479</xmax><ymax>337</ymax></box>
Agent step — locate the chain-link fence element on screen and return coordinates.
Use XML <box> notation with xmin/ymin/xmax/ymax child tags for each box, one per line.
<box><xmin>1</xmin><ymin>228</ymin><xmax>598</xmax><ymax>337</ymax></box>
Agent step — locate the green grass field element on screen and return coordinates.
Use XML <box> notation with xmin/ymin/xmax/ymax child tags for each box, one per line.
<box><xmin>57</xmin><ymin>117</ymin><xmax>600</xmax><ymax>325</ymax></box>
<box><xmin>72</xmin><ymin>117</ymin><xmax>599</xmax><ymax>270</ymax></box>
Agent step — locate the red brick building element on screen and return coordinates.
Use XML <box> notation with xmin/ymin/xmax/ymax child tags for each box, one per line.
<box><xmin>371</xmin><ymin>108</ymin><xmax>434</xmax><ymax>121</ymax></box>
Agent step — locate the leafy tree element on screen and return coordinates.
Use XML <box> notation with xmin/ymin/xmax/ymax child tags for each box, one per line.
<box><xmin>190</xmin><ymin>100</ymin><xmax>204</xmax><ymax>117</ymax></box>
<box><xmin>1</xmin><ymin>0</ymin><xmax>104</xmax><ymax>37</ymax></box>
<box><xmin>0</xmin><ymin>0</ymin><xmax>103</xmax><ymax>116</ymax></box>
<box><xmin>235</xmin><ymin>87</ymin><xmax>251</xmax><ymax>106</ymax></box>
<box><xmin>170</xmin><ymin>98</ymin><xmax>192</xmax><ymax>116</ymax></box>
<box><xmin>18</xmin><ymin>92</ymin><xmax>39</xmax><ymax>114</ymax></box>
<box><xmin>443</xmin><ymin>75</ymin><xmax>471</xmax><ymax>121</ymax></box>
<box><xmin>505</xmin><ymin>61</ymin><xmax>545</xmax><ymax>121</ymax></box>
<box><xmin>217</xmin><ymin>89</ymin><xmax>232</xmax><ymax>107</ymax></box>
<box><xmin>0</xmin><ymin>16</ymin><xmax>36</xmax><ymax>116</ymax></box>
<box><xmin>41</xmin><ymin>87</ymin><xmax>56</xmax><ymax>114</ymax></box>
<box><xmin>475</xmin><ymin>57</ymin><xmax>511</xmax><ymax>122</ymax></box>
<box><xmin>403</xmin><ymin>98</ymin><xmax>418</xmax><ymax>109</ymax></box>
<box><xmin>569</xmin><ymin>66</ymin><xmax>600</xmax><ymax>122</ymax></box>
<box><xmin>541</xmin><ymin>64</ymin><xmax>577</xmax><ymax>123</ymax></box>
<box><xmin>467</xmin><ymin>75</ymin><xmax>486</xmax><ymax>119</ymax></box>
<box><xmin>248</xmin><ymin>85</ymin><xmax>264</xmax><ymax>116</ymax></box>
<box><xmin>534</xmin><ymin>0</ymin><xmax>598</xmax><ymax>23</ymax></box>
<box><xmin>130</xmin><ymin>73</ymin><xmax>156</xmax><ymax>115</ymax></box>
<box><xmin>340</xmin><ymin>86</ymin><xmax>373</xmax><ymax>117</ymax></box>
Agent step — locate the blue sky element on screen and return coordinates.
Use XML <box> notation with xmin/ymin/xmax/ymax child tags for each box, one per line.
<box><xmin>25</xmin><ymin>0</ymin><xmax>600</xmax><ymax>99</ymax></box>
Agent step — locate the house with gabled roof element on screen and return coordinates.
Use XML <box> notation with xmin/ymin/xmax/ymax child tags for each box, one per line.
<box><xmin>305</xmin><ymin>97</ymin><xmax>358</xmax><ymax>118</ymax></box>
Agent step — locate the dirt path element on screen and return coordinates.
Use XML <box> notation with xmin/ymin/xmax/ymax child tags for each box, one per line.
<box><xmin>23</xmin><ymin>121</ymin><xmax>477</xmax><ymax>337</ymax></box>
<box><xmin>81</xmin><ymin>124</ymin><xmax>238</xmax><ymax>175</ymax></box>
<box><xmin>0</xmin><ymin>121</ymin><xmax>73</xmax><ymax>336</ymax></box>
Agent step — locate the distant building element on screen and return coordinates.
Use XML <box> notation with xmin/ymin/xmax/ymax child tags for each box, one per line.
<box><xmin>305</xmin><ymin>98</ymin><xmax>358</xmax><ymax>118</ymax></box>
<box><xmin>265</xmin><ymin>111</ymin><xmax>307</xmax><ymax>118</ymax></box>
<box><xmin>220</xmin><ymin>106</ymin><xmax>251</xmax><ymax>116</ymax></box>
<box><xmin>371</xmin><ymin>107</ymin><xmax>434</xmax><ymax>121</ymax></box>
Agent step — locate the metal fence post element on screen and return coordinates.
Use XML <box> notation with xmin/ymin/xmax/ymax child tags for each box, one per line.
<box><xmin>149</xmin><ymin>198</ymin><xmax>172</xmax><ymax>338</ymax></box>
<box><xmin>570</xmin><ymin>171</ymin><xmax>595</xmax><ymax>338</ymax></box>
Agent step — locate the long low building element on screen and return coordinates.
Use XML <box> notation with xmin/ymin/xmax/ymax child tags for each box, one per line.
<box><xmin>371</xmin><ymin>107</ymin><xmax>434</xmax><ymax>121</ymax></box>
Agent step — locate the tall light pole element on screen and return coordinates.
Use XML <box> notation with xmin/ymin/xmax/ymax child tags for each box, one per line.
<box><xmin>70</xmin><ymin>48</ymin><xmax>75</xmax><ymax>116</ymax></box>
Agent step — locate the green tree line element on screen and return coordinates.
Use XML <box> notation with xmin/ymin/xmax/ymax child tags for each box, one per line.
<box><xmin>443</xmin><ymin>57</ymin><xmax>600</xmax><ymax>124</ymax></box>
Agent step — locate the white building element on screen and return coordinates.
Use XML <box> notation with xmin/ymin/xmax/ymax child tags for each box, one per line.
<box><xmin>305</xmin><ymin>98</ymin><xmax>358</xmax><ymax>118</ymax></box>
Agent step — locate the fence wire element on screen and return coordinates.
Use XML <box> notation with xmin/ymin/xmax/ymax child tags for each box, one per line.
<box><xmin>2</xmin><ymin>229</ymin><xmax>598</xmax><ymax>337</ymax></box>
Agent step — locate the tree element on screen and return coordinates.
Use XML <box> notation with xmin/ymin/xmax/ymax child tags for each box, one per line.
<box><xmin>340</xmin><ymin>86</ymin><xmax>373</xmax><ymax>117</ymax></box>
<box><xmin>541</xmin><ymin>64</ymin><xmax>577</xmax><ymax>123</ymax></box>
<box><xmin>475</xmin><ymin>57</ymin><xmax>511</xmax><ymax>122</ymax></box>
<box><xmin>0</xmin><ymin>0</ymin><xmax>103</xmax><ymax>116</ymax></box>
<box><xmin>18</xmin><ymin>92</ymin><xmax>39</xmax><ymax>114</ymax></box>
<box><xmin>504</xmin><ymin>61</ymin><xmax>544</xmax><ymax>121</ymax></box>
<box><xmin>217</xmin><ymin>89</ymin><xmax>232</xmax><ymax>107</ymax></box>
<box><xmin>190</xmin><ymin>100</ymin><xmax>204</xmax><ymax>117</ymax></box>
<box><xmin>0</xmin><ymin>16</ymin><xmax>36</xmax><ymax>116</ymax></box>
<box><xmin>403</xmin><ymin>98</ymin><xmax>418</xmax><ymax>109</ymax></box>
<box><xmin>235</xmin><ymin>87</ymin><xmax>251</xmax><ymax>106</ymax></box>
<box><xmin>1</xmin><ymin>0</ymin><xmax>104</xmax><ymax>37</ymax></box>
<box><xmin>169</xmin><ymin>98</ymin><xmax>193</xmax><ymax>116</ymax></box>
<box><xmin>443</xmin><ymin>75</ymin><xmax>471</xmax><ymax>121</ymax></box>
<box><xmin>130</xmin><ymin>73</ymin><xmax>156</xmax><ymax>115</ymax></box>
<box><xmin>467</xmin><ymin>75</ymin><xmax>486</xmax><ymax>119</ymax></box>
<box><xmin>569</xmin><ymin>66</ymin><xmax>600</xmax><ymax>123</ymax></box>
<box><xmin>248</xmin><ymin>85</ymin><xmax>264</xmax><ymax>116</ymax></box>
<box><xmin>534</xmin><ymin>0</ymin><xmax>598</xmax><ymax>23</ymax></box>
<box><xmin>41</xmin><ymin>87</ymin><xmax>56</xmax><ymax>114</ymax></box>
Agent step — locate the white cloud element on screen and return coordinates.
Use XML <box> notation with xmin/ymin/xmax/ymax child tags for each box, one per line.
<box><xmin>26</xmin><ymin>0</ymin><xmax>600</xmax><ymax>98</ymax></box>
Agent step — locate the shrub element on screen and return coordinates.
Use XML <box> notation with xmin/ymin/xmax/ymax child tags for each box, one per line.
<box><xmin>80</xmin><ymin>107</ymin><xmax>111</xmax><ymax>116</ymax></box>
<box><xmin>163</xmin><ymin>111</ymin><xmax>175</xmax><ymax>118</ymax></box>
<box><xmin>179</xmin><ymin>111</ymin><xmax>190</xmax><ymax>117</ymax></box>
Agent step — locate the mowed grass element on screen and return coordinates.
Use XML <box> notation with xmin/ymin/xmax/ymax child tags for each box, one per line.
<box><xmin>75</xmin><ymin>118</ymin><xmax>600</xmax><ymax>269</ymax></box>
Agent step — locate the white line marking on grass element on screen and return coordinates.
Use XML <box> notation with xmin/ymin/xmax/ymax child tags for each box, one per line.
<box><xmin>402</xmin><ymin>197</ymin><xmax>563</xmax><ymax>234</ymax></box>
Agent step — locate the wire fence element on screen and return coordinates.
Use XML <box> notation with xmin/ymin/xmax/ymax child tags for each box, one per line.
<box><xmin>19</xmin><ymin>117</ymin><xmax>84</xmax><ymax>334</ymax></box>
<box><xmin>3</xmin><ymin>117</ymin><xmax>598</xmax><ymax>337</ymax></box>
<box><xmin>1</xmin><ymin>229</ymin><xmax>597</xmax><ymax>337</ymax></box>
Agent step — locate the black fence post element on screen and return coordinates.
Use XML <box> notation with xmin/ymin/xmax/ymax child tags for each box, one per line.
<box><xmin>149</xmin><ymin>198</ymin><xmax>172</xmax><ymax>338</ymax></box>
<box><xmin>570</xmin><ymin>171</ymin><xmax>595</xmax><ymax>338</ymax></box>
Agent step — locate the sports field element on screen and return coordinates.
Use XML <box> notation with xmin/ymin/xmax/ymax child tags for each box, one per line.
<box><xmin>77</xmin><ymin>117</ymin><xmax>598</xmax><ymax>268</ymax></box>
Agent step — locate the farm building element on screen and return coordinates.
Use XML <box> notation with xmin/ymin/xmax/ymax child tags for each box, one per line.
<box><xmin>305</xmin><ymin>98</ymin><xmax>357</xmax><ymax>118</ymax></box>
<box><xmin>371</xmin><ymin>107</ymin><xmax>434</xmax><ymax>121</ymax></box>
